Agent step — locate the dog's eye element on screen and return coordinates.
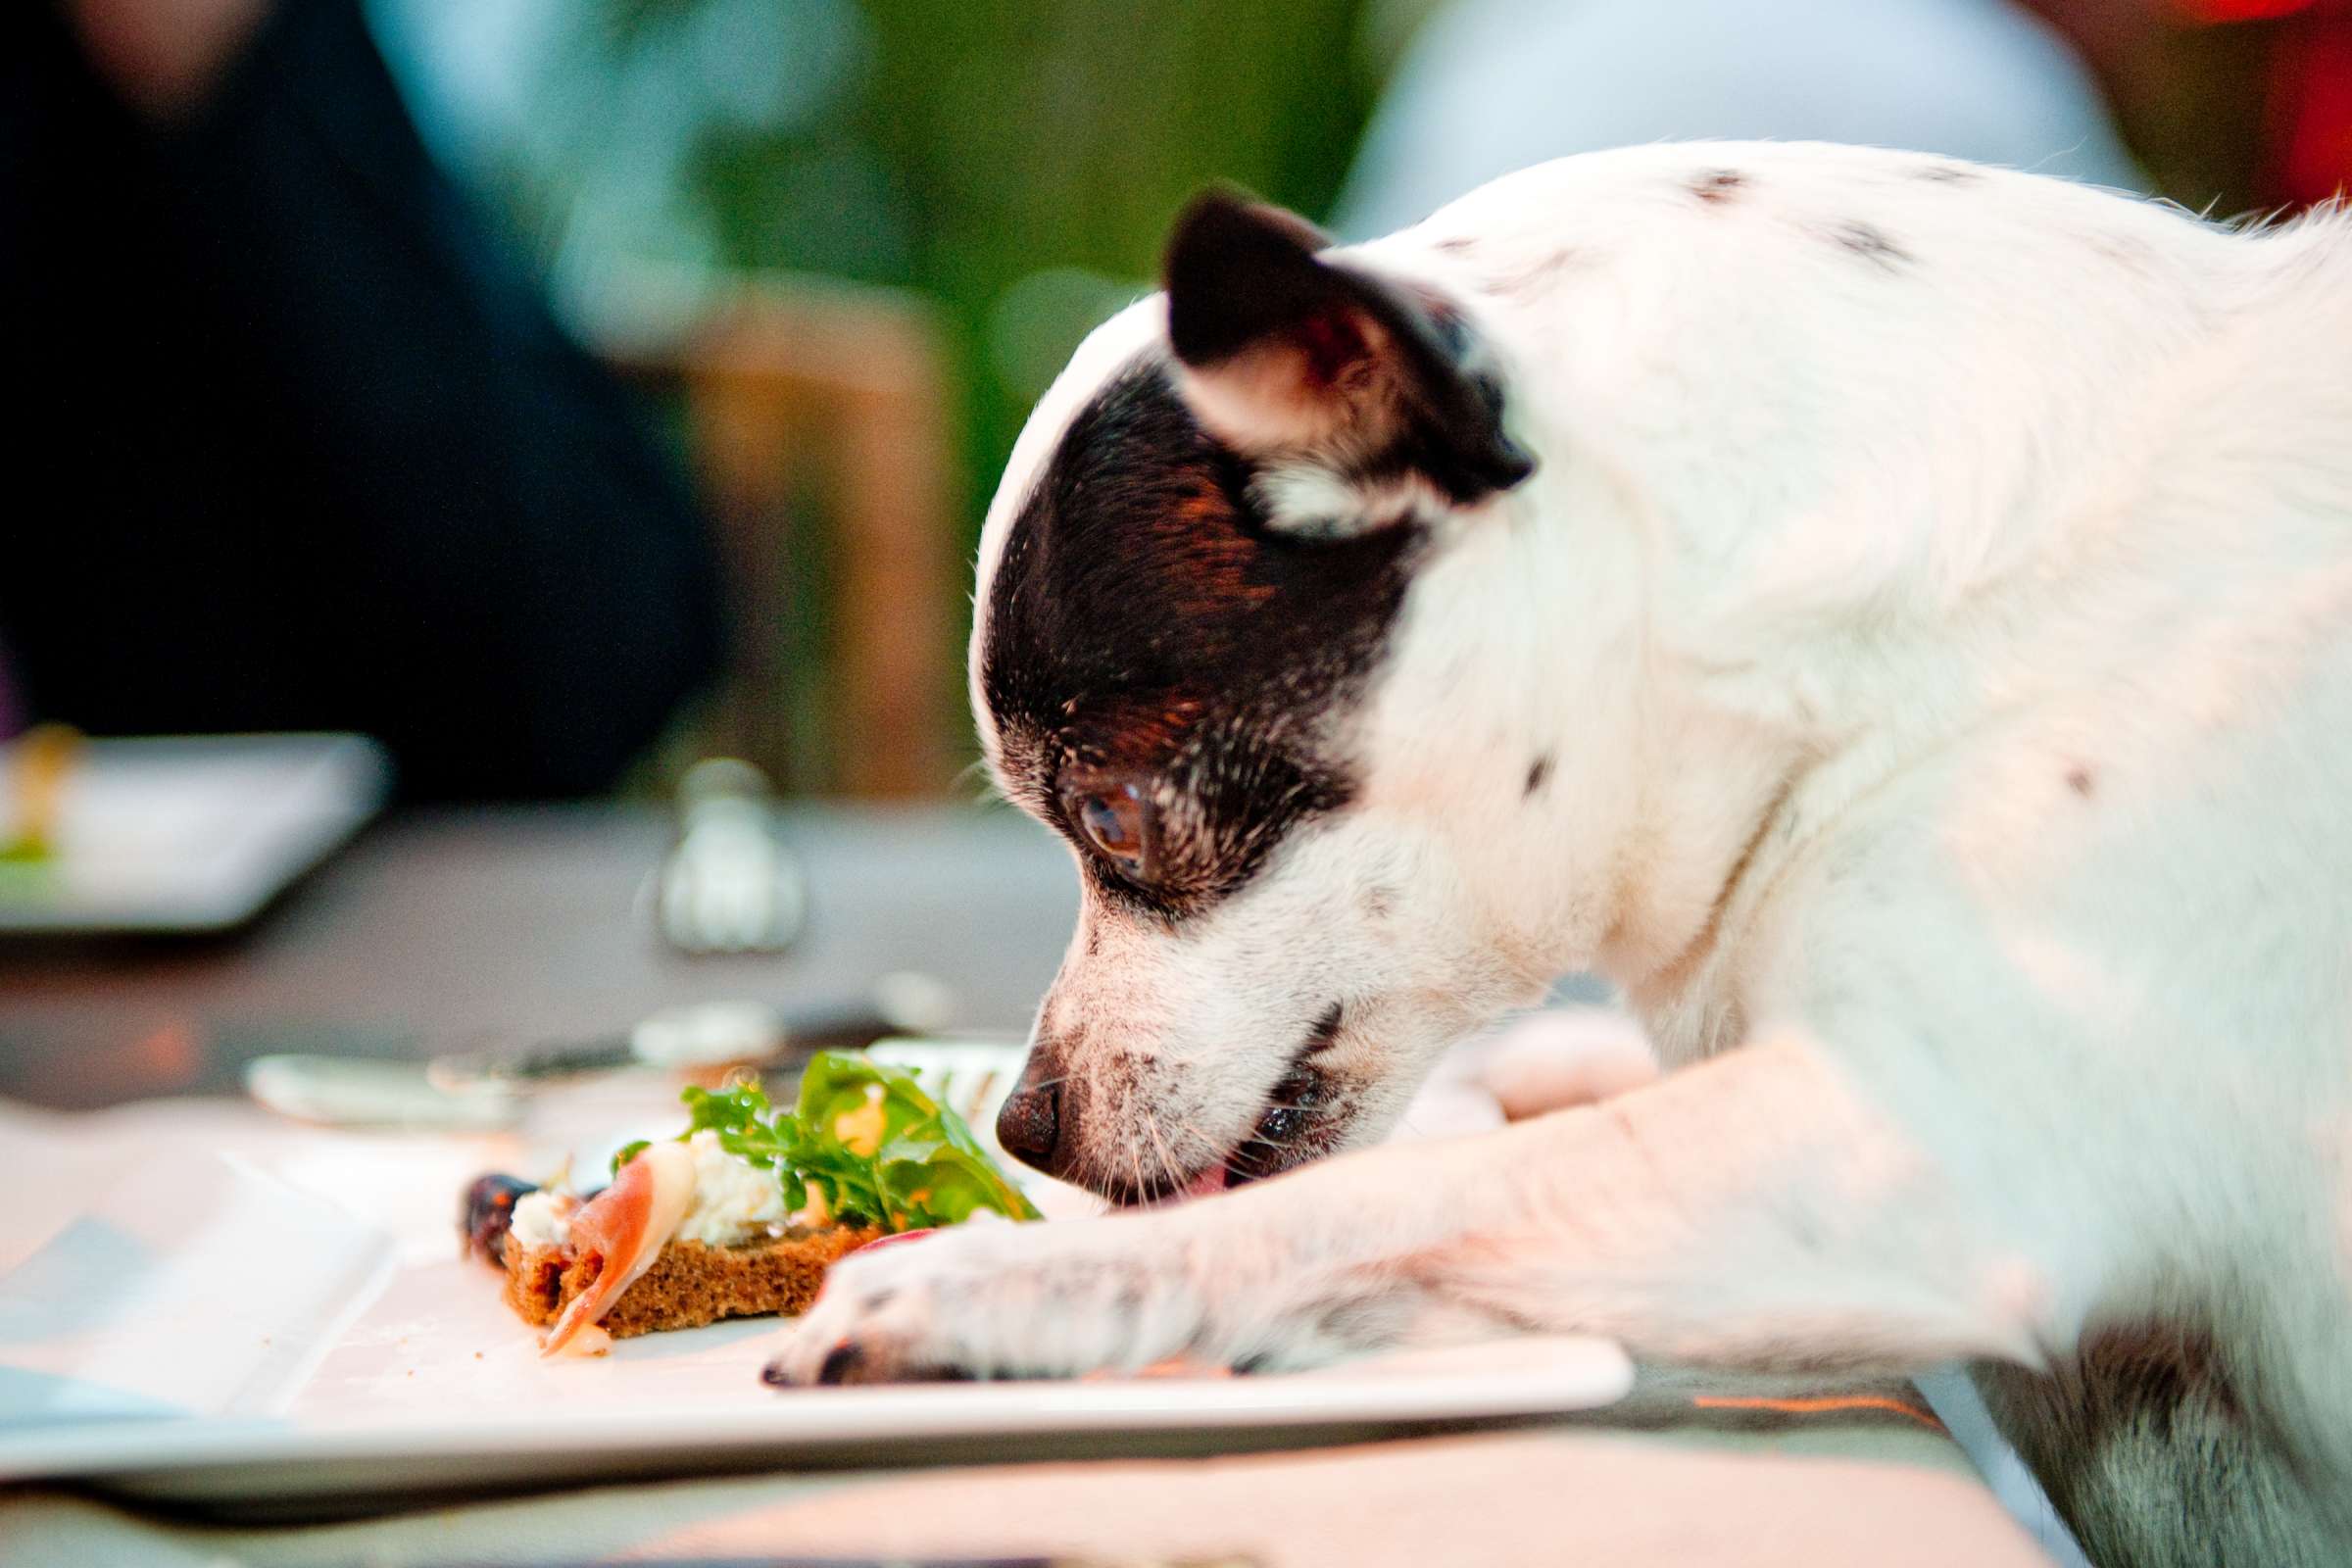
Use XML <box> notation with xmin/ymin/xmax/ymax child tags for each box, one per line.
<box><xmin>1067</xmin><ymin>782</ymin><xmax>1152</xmax><ymax>880</ymax></box>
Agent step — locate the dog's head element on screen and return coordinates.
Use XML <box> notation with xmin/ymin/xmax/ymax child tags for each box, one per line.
<box><xmin>971</xmin><ymin>192</ymin><xmax>1566</xmax><ymax>1202</ymax></box>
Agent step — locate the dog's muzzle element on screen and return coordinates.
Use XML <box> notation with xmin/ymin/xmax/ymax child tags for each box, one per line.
<box><xmin>1000</xmin><ymin>1007</ymin><xmax>1351</xmax><ymax>1205</ymax></box>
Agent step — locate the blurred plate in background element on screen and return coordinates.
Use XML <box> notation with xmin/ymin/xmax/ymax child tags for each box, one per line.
<box><xmin>0</xmin><ymin>733</ymin><xmax>389</xmax><ymax>935</ymax></box>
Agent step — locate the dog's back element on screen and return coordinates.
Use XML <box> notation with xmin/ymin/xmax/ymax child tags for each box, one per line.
<box><xmin>1657</xmin><ymin>181</ymin><xmax>2352</xmax><ymax>1564</ymax></box>
<box><xmin>1979</xmin><ymin>248</ymin><xmax>2352</xmax><ymax>1555</ymax></box>
<box><xmin>1399</xmin><ymin>153</ymin><xmax>2352</xmax><ymax>1563</ymax></box>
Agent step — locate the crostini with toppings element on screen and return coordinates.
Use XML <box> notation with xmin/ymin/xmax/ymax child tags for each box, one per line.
<box><xmin>461</xmin><ymin>1052</ymin><xmax>1038</xmax><ymax>1354</ymax></box>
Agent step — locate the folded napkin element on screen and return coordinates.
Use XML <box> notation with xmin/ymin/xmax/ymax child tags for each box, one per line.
<box><xmin>0</xmin><ymin>1154</ymin><xmax>392</xmax><ymax>1429</ymax></box>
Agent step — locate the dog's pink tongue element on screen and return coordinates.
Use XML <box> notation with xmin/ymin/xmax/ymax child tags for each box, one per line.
<box><xmin>1182</xmin><ymin>1166</ymin><xmax>1231</xmax><ymax>1201</ymax></box>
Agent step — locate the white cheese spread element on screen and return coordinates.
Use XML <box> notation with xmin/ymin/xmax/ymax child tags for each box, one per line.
<box><xmin>509</xmin><ymin>1188</ymin><xmax>576</xmax><ymax>1250</ymax></box>
<box><xmin>513</xmin><ymin>1132</ymin><xmax>790</xmax><ymax>1253</ymax></box>
<box><xmin>672</xmin><ymin>1129</ymin><xmax>791</xmax><ymax>1245</ymax></box>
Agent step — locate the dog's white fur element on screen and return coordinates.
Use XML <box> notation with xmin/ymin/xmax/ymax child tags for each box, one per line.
<box><xmin>783</xmin><ymin>143</ymin><xmax>2352</xmax><ymax>1563</ymax></box>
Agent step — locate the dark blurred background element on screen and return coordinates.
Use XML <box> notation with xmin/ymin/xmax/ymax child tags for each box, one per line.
<box><xmin>5</xmin><ymin>0</ymin><xmax>2348</xmax><ymax>805</ymax></box>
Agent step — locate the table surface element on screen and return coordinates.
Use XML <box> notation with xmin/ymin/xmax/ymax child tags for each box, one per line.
<box><xmin>0</xmin><ymin>803</ymin><xmax>1080</xmax><ymax>1110</ymax></box>
<box><xmin>0</xmin><ymin>803</ymin><xmax>2059</xmax><ymax>1566</ymax></box>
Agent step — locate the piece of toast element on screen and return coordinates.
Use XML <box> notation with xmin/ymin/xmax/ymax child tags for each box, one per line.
<box><xmin>503</xmin><ymin>1226</ymin><xmax>882</xmax><ymax>1339</ymax></box>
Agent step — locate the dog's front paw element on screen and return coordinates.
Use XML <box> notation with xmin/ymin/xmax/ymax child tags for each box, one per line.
<box><xmin>760</xmin><ymin>1214</ymin><xmax>1210</xmax><ymax>1387</ymax></box>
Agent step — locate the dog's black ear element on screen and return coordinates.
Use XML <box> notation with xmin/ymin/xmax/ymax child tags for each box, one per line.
<box><xmin>1162</xmin><ymin>188</ymin><xmax>1533</xmax><ymax>509</ymax></box>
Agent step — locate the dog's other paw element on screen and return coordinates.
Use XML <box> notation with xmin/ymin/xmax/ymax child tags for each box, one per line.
<box><xmin>760</xmin><ymin>1214</ymin><xmax>1212</xmax><ymax>1387</ymax></box>
<box><xmin>1472</xmin><ymin>1006</ymin><xmax>1656</xmax><ymax>1120</ymax></box>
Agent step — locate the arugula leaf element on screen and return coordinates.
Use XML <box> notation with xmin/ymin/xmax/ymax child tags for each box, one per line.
<box><xmin>794</xmin><ymin>1053</ymin><xmax>1044</xmax><ymax>1228</ymax></box>
<box><xmin>638</xmin><ymin>1053</ymin><xmax>1040</xmax><ymax>1232</ymax></box>
<box><xmin>675</xmin><ymin>1081</ymin><xmax>810</xmax><ymax>1210</ymax></box>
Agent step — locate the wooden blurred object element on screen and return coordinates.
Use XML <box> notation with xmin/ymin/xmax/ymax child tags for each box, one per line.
<box><xmin>585</xmin><ymin>266</ymin><xmax>963</xmax><ymax>799</ymax></box>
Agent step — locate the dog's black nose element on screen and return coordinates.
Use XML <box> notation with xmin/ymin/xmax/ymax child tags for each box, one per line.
<box><xmin>996</xmin><ymin>1074</ymin><xmax>1064</xmax><ymax>1176</ymax></box>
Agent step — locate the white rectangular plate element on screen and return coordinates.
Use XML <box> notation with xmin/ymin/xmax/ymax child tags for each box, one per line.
<box><xmin>0</xmin><ymin>1046</ymin><xmax>1630</xmax><ymax>1516</ymax></box>
<box><xmin>8</xmin><ymin>1328</ymin><xmax>1633</xmax><ymax>1512</ymax></box>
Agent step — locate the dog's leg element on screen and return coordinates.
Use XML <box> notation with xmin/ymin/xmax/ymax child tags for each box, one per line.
<box><xmin>764</xmin><ymin>1030</ymin><xmax>2060</xmax><ymax>1385</ymax></box>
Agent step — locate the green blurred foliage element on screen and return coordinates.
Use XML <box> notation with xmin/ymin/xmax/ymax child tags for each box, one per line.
<box><xmin>855</xmin><ymin>0</ymin><xmax>1377</xmax><ymax>505</ymax></box>
<box><xmin>407</xmin><ymin>0</ymin><xmax>1393</xmax><ymax>790</ymax></box>
<box><xmin>527</xmin><ymin>0</ymin><xmax>1384</xmax><ymax>540</ymax></box>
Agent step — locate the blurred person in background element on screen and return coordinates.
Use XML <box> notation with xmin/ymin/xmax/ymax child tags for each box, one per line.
<box><xmin>0</xmin><ymin>0</ymin><xmax>727</xmax><ymax>801</ymax></box>
<box><xmin>1338</xmin><ymin>0</ymin><xmax>2352</xmax><ymax>237</ymax></box>
<box><xmin>1335</xmin><ymin>0</ymin><xmax>2149</xmax><ymax>238</ymax></box>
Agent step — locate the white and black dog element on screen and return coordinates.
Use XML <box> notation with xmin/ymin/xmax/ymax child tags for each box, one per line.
<box><xmin>769</xmin><ymin>142</ymin><xmax>2352</xmax><ymax>1566</ymax></box>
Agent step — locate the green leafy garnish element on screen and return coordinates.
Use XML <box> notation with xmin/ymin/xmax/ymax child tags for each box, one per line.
<box><xmin>621</xmin><ymin>1051</ymin><xmax>1042</xmax><ymax>1233</ymax></box>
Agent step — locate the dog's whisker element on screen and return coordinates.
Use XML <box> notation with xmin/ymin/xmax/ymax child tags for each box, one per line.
<box><xmin>1140</xmin><ymin>1106</ymin><xmax>1181</xmax><ymax>1192</ymax></box>
<box><xmin>1172</xmin><ymin>1117</ymin><xmax>1223</xmax><ymax>1161</ymax></box>
<box><xmin>1122</xmin><ymin>1126</ymin><xmax>1150</xmax><ymax>1208</ymax></box>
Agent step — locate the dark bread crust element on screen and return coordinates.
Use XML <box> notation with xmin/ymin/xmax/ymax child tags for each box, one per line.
<box><xmin>503</xmin><ymin>1227</ymin><xmax>881</xmax><ymax>1338</ymax></box>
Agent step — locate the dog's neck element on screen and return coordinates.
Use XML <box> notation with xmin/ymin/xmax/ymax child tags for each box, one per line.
<box><xmin>1358</xmin><ymin>467</ymin><xmax>1809</xmax><ymax>1050</ymax></box>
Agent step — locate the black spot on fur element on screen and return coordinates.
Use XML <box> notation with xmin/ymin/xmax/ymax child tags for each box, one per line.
<box><xmin>1828</xmin><ymin>220</ymin><xmax>1911</xmax><ymax>270</ymax></box>
<box><xmin>814</xmin><ymin>1342</ymin><xmax>867</xmax><ymax>1385</ymax></box>
<box><xmin>1914</xmin><ymin>162</ymin><xmax>1980</xmax><ymax>185</ymax></box>
<box><xmin>981</xmin><ymin>363</ymin><xmax>1421</xmax><ymax>921</ymax></box>
<box><xmin>1302</xmin><ymin>1003</ymin><xmax>1344</xmax><ymax>1057</ymax></box>
<box><xmin>2089</xmin><ymin>234</ymin><xmax>2153</xmax><ymax>275</ymax></box>
<box><xmin>1523</xmin><ymin>754</ymin><xmax>1553</xmax><ymax>798</ymax></box>
<box><xmin>2066</xmin><ymin>765</ymin><xmax>2096</xmax><ymax>798</ymax></box>
<box><xmin>1974</xmin><ymin>1318</ymin><xmax>2326</xmax><ymax>1567</ymax></box>
<box><xmin>1690</xmin><ymin>169</ymin><xmax>1749</xmax><ymax>204</ymax></box>
<box><xmin>1482</xmin><ymin>246</ymin><xmax>1586</xmax><ymax>302</ymax></box>
<box><xmin>1433</xmin><ymin>234</ymin><xmax>1476</xmax><ymax>254</ymax></box>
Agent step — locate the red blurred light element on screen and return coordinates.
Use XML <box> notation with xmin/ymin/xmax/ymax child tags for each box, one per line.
<box><xmin>2276</xmin><ymin>20</ymin><xmax>2352</xmax><ymax>203</ymax></box>
<box><xmin>2175</xmin><ymin>0</ymin><xmax>2317</xmax><ymax>21</ymax></box>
